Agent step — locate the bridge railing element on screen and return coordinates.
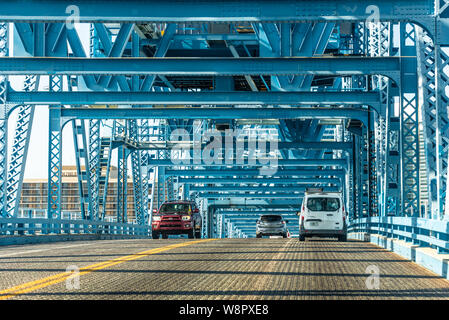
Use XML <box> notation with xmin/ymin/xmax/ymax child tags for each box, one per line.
<box><xmin>348</xmin><ymin>216</ymin><xmax>449</xmax><ymax>253</ymax></box>
<box><xmin>0</xmin><ymin>217</ymin><xmax>151</xmax><ymax>237</ymax></box>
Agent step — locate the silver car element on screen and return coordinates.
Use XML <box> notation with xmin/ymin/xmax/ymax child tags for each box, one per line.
<box><xmin>256</xmin><ymin>215</ymin><xmax>288</xmax><ymax>238</ymax></box>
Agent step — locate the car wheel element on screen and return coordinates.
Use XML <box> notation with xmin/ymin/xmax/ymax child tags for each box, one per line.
<box><xmin>282</xmin><ymin>233</ymin><xmax>287</xmax><ymax>238</ymax></box>
<box><xmin>188</xmin><ymin>230</ymin><xmax>194</xmax><ymax>239</ymax></box>
<box><xmin>299</xmin><ymin>235</ymin><xmax>305</xmax><ymax>241</ymax></box>
<box><xmin>256</xmin><ymin>234</ymin><xmax>262</xmax><ymax>238</ymax></box>
<box><xmin>162</xmin><ymin>233</ymin><xmax>168</xmax><ymax>239</ymax></box>
<box><xmin>152</xmin><ymin>232</ymin><xmax>159</xmax><ymax>239</ymax></box>
<box><xmin>195</xmin><ymin>230</ymin><xmax>201</xmax><ymax>239</ymax></box>
<box><xmin>339</xmin><ymin>235</ymin><xmax>347</xmax><ymax>242</ymax></box>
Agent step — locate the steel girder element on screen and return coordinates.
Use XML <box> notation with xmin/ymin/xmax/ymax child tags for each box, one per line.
<box><xmin>72</xmin><ymin>119</ymin><xmax>93</xmax><ymax>220</ymax></box>
<box><xmin>147</xmin><ymin>159</ymin><xmax>347</xmax><ymax>167</ymax></box>
<box><xmin>55</xmin><ymin>108</ymin><xmax>369</xmax><ymax>125</ymax></box>
<box><xmin>0</xmin><ymin>23</ymin><xmax>7</xmax><ymax>217</ymax></box>
<box><xmin>0</xmin><ymin>57</ymin><xmax>400</xmax><ymax>82</ymax></box>
<box><xmin>0</xmin><ymin>1</ymin><xmax>435</xmax><ymax>29</ymax></box>
<box><xmin>165</xmin><ymin>168</ymin><xmax>345</xmax><ymax>177</ymax></box>
<box><xmin>399</xmin><ymin>23</ymin><xmax>420</xmax><ymax>217</ymax></box>
<box><xmin>47</xmin><ymin>96</ymin><xmax>62</xmax><ymax>221</ymax></box>
<box><xmin>416</xmin><ymin>27</ymin><xmax>449</xmax><ymax>220</ymax></box>
<box><xmin>178</xmin><ymin>177</ymin><xmax>340</xmax><ymax>184</ymax></box>
<box><xmin>7</xmin><ymin>91</ymin><xmax>381</xmax><ymax>109</ymax></box>
<box><xmin>5</xmin><ymin>75</ymin><xmax>38</xmax><ymax>217</ymax></box>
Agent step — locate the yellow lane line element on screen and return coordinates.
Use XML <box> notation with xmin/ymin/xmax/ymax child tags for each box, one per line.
<box><xmin>0</xmin><ymin>239</ymin><xmax>216</xmax><ymax>300</ymax></box>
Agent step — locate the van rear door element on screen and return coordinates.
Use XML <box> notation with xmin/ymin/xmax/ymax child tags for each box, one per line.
<box><xmin>304</xmin><ymin>196</ymin><xmax>342</xmax><ymax>230</ymax></box>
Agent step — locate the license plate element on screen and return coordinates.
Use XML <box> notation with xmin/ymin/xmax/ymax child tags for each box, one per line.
<box><xmin>310</xmin><ymin>222</ymin><xmax>318</xmax><ymax>227</ymax></box>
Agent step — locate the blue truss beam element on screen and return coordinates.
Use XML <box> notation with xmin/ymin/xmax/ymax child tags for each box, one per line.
<box><xmin>190</xmin><ymin>186</ymin><xmax>339</xmax><ymax>192</ymax></box>
<box><xmin>0</xmin><ymin>57</ymin><xmax>400</xmax><ymax>81</ymax></box>
<box><xmin>179</xmin><ymin>178</ymin><xmax>341</xmax><ymax>184</ymax></box>
<box><xmin>201</xmin><ymin>193</ymin><xmax>307</xmax><ymax>199</ymax></box>
<box><xmin>134</xmin><ymin>141</ymin><xmax>353</xmax><ymax>152</ymax></box>
<box><xmin>148</xmin><ymin>159</ymin><xmax>347</xmax><ymax>167</ymax></box>
<box><xmin>56</xmin><ymin>108</ymin><xmax>368</xmax><ymax>126</ymax></box>
<box><xmin>0</xmin><ymin>1</ymin><xmax>434</xmax><ymax>25</ymax></box>
<box><xmin>7</xmin><ymin>90</ymin><xmax>380</xmax><ymax>109</ymax></box>
<box><xmin>165</xmin><ymin>168</ymin><xmax>345</xmax><ymax>177</ymax></box>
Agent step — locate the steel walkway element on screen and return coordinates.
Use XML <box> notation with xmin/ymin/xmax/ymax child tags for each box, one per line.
<box><xmin>0</xmin><ymin>239</ymin><xmax>448</xmax><ymax>300</ymax></box>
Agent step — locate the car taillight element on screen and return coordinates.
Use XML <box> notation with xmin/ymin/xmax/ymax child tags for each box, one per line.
<box><xmin>301</xmin><ymin>216</ymin><xmax>304</xmax><ymax>223</ymax></box>
<box><xmin>282</xmin><ymin>221</ymin><xmax>285</xmax><ymax>224</ymax></box>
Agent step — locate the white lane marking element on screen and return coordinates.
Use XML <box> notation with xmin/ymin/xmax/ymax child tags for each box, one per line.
<box><xmin>0</xmin><ymin>239</ymin><xmax>146</xmax><ymax>258</ymax></box>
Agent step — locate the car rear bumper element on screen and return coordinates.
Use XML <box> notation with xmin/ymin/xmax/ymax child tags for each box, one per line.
<box><xmin>300</xmin><ymin>228</ymin><xmax>346</xmax><ymax>236</ymax></box>
<box><xmin>256</xmin><ymin>227</ymin><xmax>286</xmax><ymax>235</ymax></box>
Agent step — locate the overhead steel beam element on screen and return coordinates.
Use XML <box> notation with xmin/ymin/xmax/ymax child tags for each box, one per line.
<box><xmin>178</xmin><ymin>177</ymin><xmax>341</xmax><ymax>184</ymax></box>
<box><xmin>165</xmin><ymin>168</ymin><xmax>345</xmax><ymax>176</ymax></box>
<box><xmin>209</xmin><ymin>199</ymin><xmax>301</xmax><ymax>208</ymax></box>
<box><xmin>134</xmin><ymin>141</ymin><xmax>353</xmax><ymax>151</ymax></box>
<box><xmin>7</xmin><ymin>90</ymin><xmax>380</xmax><ymax>109</ymax></box>
<box><xmin>0</xmin><ymin>1</ymin><xmax>434</xmax><ymax>26</ymax></box>
<box><xmin>148</xmin><ymin>159</ymin><xmax>347</xmax><ymax>167</ymax></box>
<box><xmin>190</xmin><ymin>186</ymin><xmax>339</xmax><ymax>192</ymax></box>
<box><xmin>0</xmin><ymin>57</ymin><xmax>400</xmax><ymax>82</ymax></box>
<box><xmin>52</xmin><ymin>108</ymin><xmax>369</xmax><ymax>125</ymax></box>
<box><xmin>200</xmin><ymin>193</ymin><xmax>305</xmax><ymax>198</ymax></box>
<box><xmin>218</xmin><ymin>211</ymin><xmax>299</xmax><ymax>215</ymax></box>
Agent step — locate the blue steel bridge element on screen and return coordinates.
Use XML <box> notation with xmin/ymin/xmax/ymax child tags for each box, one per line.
<box><xmin>0</xmin><ymin>0</ymin><xmax>448</xmax><ymax>300</ymax></box>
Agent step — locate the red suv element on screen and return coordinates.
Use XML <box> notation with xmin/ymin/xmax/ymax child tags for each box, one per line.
<box><xmin>152</xmin><ymin>200</ymin><xmax>202</xmax><ymax>239</ymax></box>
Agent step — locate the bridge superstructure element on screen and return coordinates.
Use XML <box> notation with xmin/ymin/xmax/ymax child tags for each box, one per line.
<box><xmin>0</xmin><ymin>0</ymin><xmax>448</xmax><ymax>259</ymax></box>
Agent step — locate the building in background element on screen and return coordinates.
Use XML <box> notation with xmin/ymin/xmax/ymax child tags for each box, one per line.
<box><xmin>19</xmin><ymin>165</ymin><xmax>140</xmax><ymax>221</ymax></box>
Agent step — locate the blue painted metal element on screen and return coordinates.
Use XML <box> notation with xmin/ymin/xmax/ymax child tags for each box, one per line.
<box><xmin>349</xmin><ymin>217</ymin><xmax>449</xmax><ymax>253</ymax></box>
<box><xmin>71</xmin><ymin>119</ymin><xmax>93</xmax><ymax>220</ymax></box>
<box><xmin>47</xmin><ymin>76</ymin><xmax>63</xmax><ymax>223</ymax></box>
<box><xmin>0</xmin><ymin>57</ymin><xmax>401</xmax><ymax>82</ymax></box>
<box><xmin>7</xmin><ymin>91</ymin><xmax>381</xmax><ymax>109</ymax></box>
<box><xmin>2</xmin><ymin>2</ymin><xmax>449</xmax><ymax>246</ymax></box>
<box><xmin>6</xmin><ymin>75</ymin><xmax>38</xmax><ymax>217</ymax></box>
<box><xmin>0</xmin><ymin>217</ymin><xmax>151</xmax><ymax>237</ymax></box>
<box><xmin>0</xmin><ymin>1</ymin><xmax>436</xmax><ymax>28</ymax></box>
<box><xmin>399</xmin><ymin>23</ymin><xmax>420</xmax><ymax>217</ymax></box>
<box><xmin>0</xmin><ymin>22</ymin><xmax>8</xmax><ymax>218</ymax></box>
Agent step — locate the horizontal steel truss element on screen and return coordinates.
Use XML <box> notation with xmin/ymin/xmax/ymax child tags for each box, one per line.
<box><xmin>0</xmin><ymin>57</ymin><xmax>400</xmax><ymax>82</ymax></box>
<box><xmin>0</xmin><ymin>1</ymin><xmax>435</xmax><ymax>25</ymax></box>
<box><xmin>6</xmin><ymin>91</ymin><xmax>381</xmax><ymax>109</ymax></box>
<box><xmin>53</xmin><ymin>107</ymin><xmax>369</xmax><ymax>125</ymax></box>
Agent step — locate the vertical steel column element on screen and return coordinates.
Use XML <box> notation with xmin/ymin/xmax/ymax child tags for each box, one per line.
<box><xmin>130</xmin><ymin>31</ymin><xmax>147</xmax><ymax>225</ymax></box>
<box><xmin>47</xmin><ymin>103</ymin><xmax>63</xmax><ymax>221</ymax></box>
<box><xmin>72</xmin><ymin>119</ymin><xmax>93</xmax><ymax>220</ymax></box>
<box><xmin>399</xmin><ymin>23</ymin><xmax>420</xmax><ymax>217</ymax></box>
<box><xmin>88</xmin><ymin>23</ymin><xmax>101</xmax><ymax>222</ymax></box>
<box><xmin>416</xmin><ymin>26</ymin><xmax>449</xmax><ymax>220</ymax></box>
<box><xmin>117</xmin><ymin>145</ymin><xmax>128</xmax><ymax>223</ymax></box>
<box><xmin>0</xmin><ymin>22</ymin><xmax>7</xmax><ymax>217</ymax></box>
<box><xmin>368</xmin><ymin>22</ymin><xmax>392</xmax><ymax>217</ymax></box>
<box><xmin>367</xmin><ymin>21</ymin><xmax>392</xmax><ymax>217</ymax></box>
<box><xmin>352</xmin><ymin>22</ymin><xmax>370</xmax><ymax>217</ymax></box>
<box><xmin>6</xmin><ymin>75</ymin><xmax>39</xmax><ymax>218</ymax></box>
<box><xmin>88</xmin><ymin>120</ymin><xmax>100</xmax><ymax>221</ymax></box>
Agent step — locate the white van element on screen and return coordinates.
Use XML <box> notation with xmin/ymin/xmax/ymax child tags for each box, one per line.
<box><xmin>298</xmin><ymin>190</ymin><xmax>347</xmax><ymax>241</ymax></box>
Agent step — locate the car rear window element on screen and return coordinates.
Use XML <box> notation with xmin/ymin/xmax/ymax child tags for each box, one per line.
<box><xmin>260</xmin><ymin>215</ymin><xmax>282</xmax><ymax>222</ymax></box>
<box><xmin>306</xmin><ymin>197</ymin><xmax>340</xmax><ymax>212</ymax></box>
<box><xmin>159</xmin><ymin>203</ymin><xmax>191</xmax><ymax>214</ymax></box>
